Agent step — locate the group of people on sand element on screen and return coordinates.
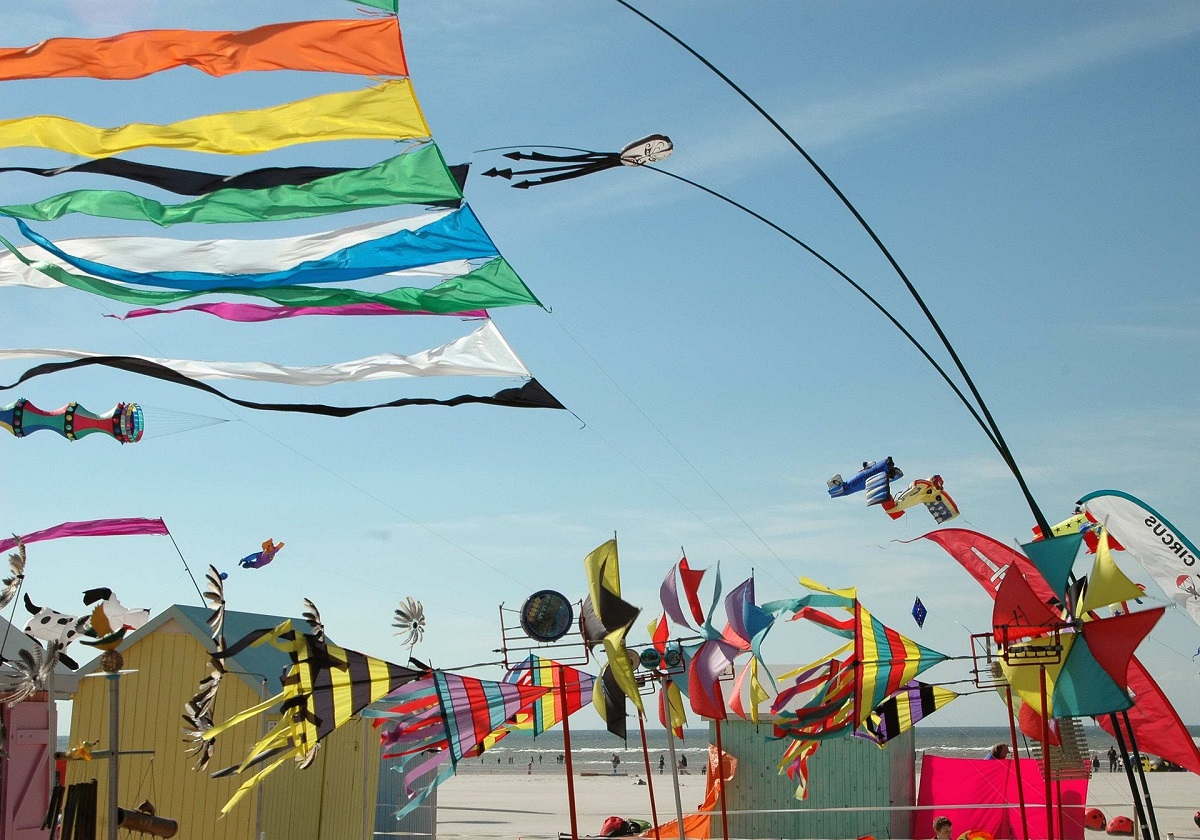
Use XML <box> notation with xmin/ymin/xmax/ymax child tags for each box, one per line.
<box><xmin>654</xmin><ymin>754</ymin><xmax>690</xmax><ymax>774</ymax></box>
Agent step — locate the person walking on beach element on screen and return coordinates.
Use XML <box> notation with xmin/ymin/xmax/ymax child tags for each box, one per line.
<box><xmin>1108</xmin><ymin>746</ymin><xmax>1118</xmax><ymax>772</ymax></box>
<box><xmin>934</xmin><ymin>817</ymin><xmax>953</xmax><ymax>840</ymax></box>
<box><xmin>611</xmin><ymin>753</ymin><xmax>621</xmax><ymax>774</ymax></box>
<box><xmin>658</xmin><ymin>755</ymin><xmax>665</xmax><ymax>774</ymax></box>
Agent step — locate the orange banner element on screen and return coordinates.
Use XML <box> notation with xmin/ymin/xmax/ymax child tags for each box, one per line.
<box><xmin>0</xmin><ymin>17</ymin><xmax>408</xmax><ymax>81</ymax></box>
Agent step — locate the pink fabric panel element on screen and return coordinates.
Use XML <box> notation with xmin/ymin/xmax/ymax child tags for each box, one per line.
<box><xmin>915</xmin><ymin>756</ymin><xmax>1087</xmax><ymax>840</ymax></box>
<box><xmin>110</xmin><ymin>302</ymin><xmax>489</xmax><ymax>321</ymax></box>
<box><xmin>0</xmin><ymin>517</ymin><xmax>168</xmax><ymax>553</ymax></box>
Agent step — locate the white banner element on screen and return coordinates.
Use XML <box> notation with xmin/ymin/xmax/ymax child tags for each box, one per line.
<box><xmin>0</xmin><ymin>321</ymin><xmax>529</xmax><ymax>383</ymax></box>
<box><xmin>1079</xmin><ymin>490</ymin><xmax>1200</xmax><ymax>627</ymax></box>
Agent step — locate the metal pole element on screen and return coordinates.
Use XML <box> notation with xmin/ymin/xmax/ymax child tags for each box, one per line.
<box><xmin>1120</xmin><ymin>711</ymin><xmax>1161</xmax><ymax>840</ymax></box>
<box><xmin>661</xmin><ymin>680</ymin><xmax>685</xmax><ymax>840</ymax></box>
<box><xmin>46</xmin><ymin>669</ymin><xmax>57</xmax><ymax>804</ymax></box>
<box><xmin>107</xmin><ymin>673</ymin><xmax>120</xmax><ymax>840</ymax></box>
<box><xmin>1112</xmin><ymin>713</ymin><xmax>1152</xmax><ymax>840</ymax></box>
<box><xmin>713</xmin><ymin>719</ymin><xmax>730</xmax><ymax>840</ymax></box>
<box><xmin>258</xmin><ymin>677</ymin><xmax>268</xmax><ymax>840</ymax></box>
<box><xmin>1004</xmin><ymin>686</ymin><xmax>1031</xmax><ymax>840</ymax></box>
<box><xmin>1038</xmin><ymin>666</ymin><xmax>1053</xmax><ymax>840</ymax></box>
<box><xmin>636</xmin><ymin>713</ymin><xmax>661</xmax><ymax>839</ymax></box>
<box><xmin>559</xmin><ymin>665</ymin><xmax>579</xmax><ymax>840</ymax></box>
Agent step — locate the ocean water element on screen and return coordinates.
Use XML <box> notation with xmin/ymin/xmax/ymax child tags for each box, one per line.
<box><xmin>61</xmin><ymin>725</ymin><xmax>1200</xmax><ymax>774</ymax></box>
<box><xmin>453</xmin><ymin>724</ymin><xmax>1200</xmax><ymax>775</ymax></box>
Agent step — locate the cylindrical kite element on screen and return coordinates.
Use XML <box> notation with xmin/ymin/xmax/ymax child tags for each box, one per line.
<box><xmin>0</xmin><ymin>399</ymin><xmax>143</xmax><ymax>443</ymax></box>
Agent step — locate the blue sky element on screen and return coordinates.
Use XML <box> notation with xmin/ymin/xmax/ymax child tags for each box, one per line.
<box><xmin>0</xmin><ymin>1</ymin><xmax>1197</xmax><ymax>735</ymax></box>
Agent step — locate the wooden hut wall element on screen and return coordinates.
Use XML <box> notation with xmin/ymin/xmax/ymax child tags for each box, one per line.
<box><xmin>714</xmin><ymin>720</ymin><xmax>915</xmax><ymax>838</ymax></box>
<box><xmin>259</xmin><ymin>718</ymin><xmax>381</xmax><ymax>840</ymax></box>
<box><xmin>67</xmin><ymin>618</ymin><xmax>265</xmax><ymax>840</ymax></box>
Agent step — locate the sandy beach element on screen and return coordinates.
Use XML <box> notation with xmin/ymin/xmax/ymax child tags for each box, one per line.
<box><xmin>435</xmin><ymin>764</ymin><xmax>1200</xmax><ymax>840</ymax></box>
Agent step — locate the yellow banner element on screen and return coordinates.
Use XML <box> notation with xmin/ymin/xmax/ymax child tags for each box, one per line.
<box><xmin>0</xmin><ymin>80</ymin><xmax>430</xmax><ymax>157</ymax></box>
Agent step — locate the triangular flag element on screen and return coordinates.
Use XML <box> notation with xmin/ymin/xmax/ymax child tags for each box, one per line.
<box><xmin>1082</xmin><ymin>608</ymin><xmax>1164</xmax><ymax>689</ymax></box>
<box><xmin>1020</xmin><ymin>532</ymin><xmax>1083</xmax><ymax>602</ymax></box>
<box><xmin>1080</xmin><ymin>530</ymin><xmax>1145</xmax><ymax>615</ymax></box>
<box><xmin>992</xmin><ymin>568</ymin><xmax>1062</xmax><ymax>644</ymax></box>
<box><xmin>1052</xmin><ymin>634</ymin><xmax>1133</xmax><ymax>718</ymax></box>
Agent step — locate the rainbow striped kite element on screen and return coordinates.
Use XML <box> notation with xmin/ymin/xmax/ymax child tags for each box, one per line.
<box><xmin>766</xmin><ymin>578</ymin><xmax>947</xmax><ymax>799</ymax></box>
<box><xmin>370</xmin><ymin>670</ymin><xmax>550</xmax><ymax>818</ymax></box>
<box><xmin>504</xmin><ymin>654</ymin><xmax>596</xmax><ymax>735</ymax></box>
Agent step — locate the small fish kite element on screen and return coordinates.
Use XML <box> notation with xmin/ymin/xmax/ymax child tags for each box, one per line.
<box><xmin>238</xmin><ymin>539</ymin><xmax>284</xmax><ymax>570</ymax></box>
<box><xmin>827</xmin><ymin>457</ymin><xmax>903</xmax><ymax>507</ymax></box>
<box><xmin>482</xmin><ymin>134</ymin><xmax>673</xmax><ymax>189</ymax></box>
<box><xmin>882</xmin><ymin>475</ymin><xmax>960</xmax><ymax>524</ymax></box>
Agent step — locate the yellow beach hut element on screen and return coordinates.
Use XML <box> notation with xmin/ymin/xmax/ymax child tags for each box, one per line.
<box><xmin>66</xmin><ymin>604</ymin><xmax>417</xmax><ymax>840</ymax></box>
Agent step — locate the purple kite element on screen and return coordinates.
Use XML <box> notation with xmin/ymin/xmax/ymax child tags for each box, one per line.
<box><xmin>238</xmin><ymin>538</ymin><xmax>284</xmax><ymax>569</ymax></box>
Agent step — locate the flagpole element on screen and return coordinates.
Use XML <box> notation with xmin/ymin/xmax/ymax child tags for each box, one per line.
<box><xmin>636</xmin><ymin>712</ymin><xmax>661</xmax><ymax>839</ymax></box>
<box><xmin>1004</xmin><ymin>686</ymin><xmax>1031</xmax><ymax>840</ymax></box>
<box><xmin>712</xmin><ymin>719</ymin><xmax>730</xmax><ymax>840</ymax></box>
<box><xmin>661</xmin><ymin>678</ymin><xmax>685</xmax><ymax>840</ymax></box>
<box><xmin>558</xmin><ymin>665</ymin><xmax>580</xmax><ymax>840</ymax></box>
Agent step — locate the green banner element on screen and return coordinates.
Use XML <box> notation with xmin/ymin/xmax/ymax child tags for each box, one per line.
<box><xmin>0</xmin><ymin>144</ymin><xmax>460</xmax><ymax>226</ymax></box>
<box><xmin>346</xmin><ymin>0</ymin><xmax>399</xmax><ymax>12</ymax></box>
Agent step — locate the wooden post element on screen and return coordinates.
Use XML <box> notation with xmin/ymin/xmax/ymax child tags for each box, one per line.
<box><xmin>107</xmin><ymin>673</ymin><xmax>120</xmax><ymax>840</ymax></box>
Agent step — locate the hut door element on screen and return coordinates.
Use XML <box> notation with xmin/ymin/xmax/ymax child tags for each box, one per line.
<box><xmin>2</xmin><ymin>700</ymin><xmax>51</xmax><ymax>840</ymax></box>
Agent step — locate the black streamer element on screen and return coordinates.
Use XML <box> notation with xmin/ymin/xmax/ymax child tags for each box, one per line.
<box><xmin>0</xmin><ymin>356</ymin><xmax>567</xmax><ymax>416</ymax></box>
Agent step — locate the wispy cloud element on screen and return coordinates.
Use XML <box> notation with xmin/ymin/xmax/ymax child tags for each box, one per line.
<box><xmin>64</xmin><ymin>0</ymin><xmax>160</xmax><ymax>35</ymax></box>
<box><xmin>776</xmin><ymin>4</ymin><xmax>1200</xmax><ymax>152</ymax></box>
<box><xmin>512</xmin><ymin>4</ymin><xmax>1200</xmax><ymax>226</ymax></box>
<box><xmin>1090</xmin><ymin>323</ymin><xmax>1199</xmax><ymax>341</ymax></box>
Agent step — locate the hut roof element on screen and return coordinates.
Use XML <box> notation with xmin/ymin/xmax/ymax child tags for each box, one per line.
<box><xmin>0</xmin><ymin>614</ymin><xmax>81</xmax><ymax>697</ymax></box>
<box><xmin>74</xmin><ymin>604</ymin><xmax>321</xmax><ymax>696</ymax></box>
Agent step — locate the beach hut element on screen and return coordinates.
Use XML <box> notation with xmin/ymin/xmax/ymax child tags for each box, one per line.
<box><xmin>0</xmin><ymin>615</ymin><xmax>81</xmax><ymax>840</ymax></box>
<box><xmin>713</xmin><ymin>718</ymin><xmax>915</xmax><ymax>839</ymax></box>
<box><xmin>65</xmin><ymin>604</ymin><xmax>433</xmax><ymax>840</ymax></box>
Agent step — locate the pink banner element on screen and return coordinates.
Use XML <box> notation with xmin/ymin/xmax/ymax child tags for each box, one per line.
<box><xmin>109</xmin><ymin>302</ymin><xmax>489</xmax><ymax>322</ymax></box>
<box><xmin>915</xmin><ymin>756</ymin><xmax>1087</xmax><ymax>840</ymax></box>
<box><xmin>0</xmin><ymin>517</ymin><xmax>169</xmax><ymax>553</ymax></box>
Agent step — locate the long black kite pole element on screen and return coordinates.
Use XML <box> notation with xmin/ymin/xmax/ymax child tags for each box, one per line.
<box><xmin>612</xmin><ymin>0</ymin><xmax>1051</xmax><ymax>536</ymax></box>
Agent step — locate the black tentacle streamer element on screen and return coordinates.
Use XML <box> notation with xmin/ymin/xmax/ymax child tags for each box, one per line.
<box><xmin>0</xmin><ymin>356</ymin><xmax>567</xmax><ymax>416</ymax></box>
